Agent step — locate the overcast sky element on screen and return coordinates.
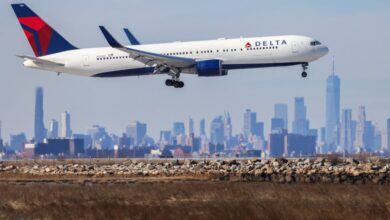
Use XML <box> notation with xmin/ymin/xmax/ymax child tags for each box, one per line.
<box><xmin>1</xmin><ymin>0</ymin><xmax>389</xmax><ymax>142</ymax></box>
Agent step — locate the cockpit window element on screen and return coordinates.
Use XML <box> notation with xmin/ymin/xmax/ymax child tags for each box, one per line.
<box><xmin>310</xmin><ymin>40</ymin><xmax>322</xmax><ymax>46</ymax></box>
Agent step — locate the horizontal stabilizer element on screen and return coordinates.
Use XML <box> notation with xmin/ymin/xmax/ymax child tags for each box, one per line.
<box><xmin>17</xmin><ymin>55</ymin><xmax>64</xmax><ymax>66</ymax></box>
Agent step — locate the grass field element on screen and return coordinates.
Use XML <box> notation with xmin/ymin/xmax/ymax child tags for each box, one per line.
<box><xmin>1</xmin><ymin>182</ymin><xmax>390</xmax><ymax>220</ymax></box>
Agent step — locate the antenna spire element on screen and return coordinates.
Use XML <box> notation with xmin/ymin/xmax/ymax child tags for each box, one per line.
<box><xmin>332</xmin><ymin>55</ymin><xmax>335</xmax><ymax>76</ymax></box>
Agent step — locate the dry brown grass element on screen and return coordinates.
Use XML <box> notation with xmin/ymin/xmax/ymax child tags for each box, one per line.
<box><xmin>0</xmin><ymin>182</ymin><xmax>390</xmax><ymax>220</ymax></box>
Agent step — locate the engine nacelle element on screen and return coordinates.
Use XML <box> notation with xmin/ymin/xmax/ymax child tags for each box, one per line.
<box><xmin>196</xmin><ymin>59</ymin><xmax>228</xmax><ymax>77</ymax></box>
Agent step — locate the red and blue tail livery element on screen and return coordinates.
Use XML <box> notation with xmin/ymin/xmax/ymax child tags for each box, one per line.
<box><xmin>11</xmin><ymin>3</ymin><xmax>77</xmax><ymax>57</ymax></box>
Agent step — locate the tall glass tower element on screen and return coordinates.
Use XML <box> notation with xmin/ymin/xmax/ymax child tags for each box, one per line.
<box><xmin>325</xmin><ymin>59</ymin><xmax>340</xmax><ymax>151</ymax></box>
<box><xmin>292</xmin><ymin>97</ymin><xmax>309</xmax><ymax>135</ymax></box>
<box><xmin>34</xmin><ymin>87</ymin><xmax>46</xmax><ymax>143</ymax></box>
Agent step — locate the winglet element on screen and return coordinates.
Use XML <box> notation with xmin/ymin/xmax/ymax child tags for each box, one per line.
<box><xmin>99</xmin><ymin>26</ymin><xmax>123</xmax><ymax>48</ymax></box>
<box><xmin>124</xmin><ymin>28</ymin><xmax>141</xmax><ymax>45</ymax></box>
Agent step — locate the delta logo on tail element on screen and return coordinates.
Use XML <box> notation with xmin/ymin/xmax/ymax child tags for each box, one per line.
<box><xmin>12</xmin><ymin>4</ymin><xmax>77</xmax><ymax>57</ymax></box>
<box><xmin>18</xmin><ymin>16</ymin><xmax>53</xmax><ymax>57</ymax></box>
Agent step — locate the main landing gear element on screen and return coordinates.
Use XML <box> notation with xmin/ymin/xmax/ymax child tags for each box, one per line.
<box><xmin>165</xmin><ymin>79</ymin><xmax>185</xmax><ymax>88</ymax></box>
<box><xmin>301</xmin><ymin>63</ymin><xmax>309</xmax><ymax>78</ymax></box>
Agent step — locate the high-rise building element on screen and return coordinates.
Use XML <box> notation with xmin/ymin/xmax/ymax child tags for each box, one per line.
<box><xmin>325</xmin><ymin>60</ymin><xmax>341</xmax><ymax>150</ymax></box>
<box><xmin>0</xmin><ymin>120</ymin><xmax>2</xmax><ymax>140</ymax></box>
<box><xmin>34</xmin><ymin>87</ymin><xmax>46</xmax><ymax>143</ymax></box>
<box><xmin>340</xmin><ymin>109</ymin><xmax>353</xmax><ymax>153</ymax></box>
<box><xmin>159</xmin><ymin>130</ymin><xmax>172</xmax><ymax>145</ymax></box>
<box><xmin>274</xmin><ymin>104</ymin><xmax>288</xmax><ymax>131</ymax></box>
<box><xmin>173</xmin><ymin>122</ymin><xmax>185</xmax><ymax>137</ymax></box>
<box><xmin>224</xmin><ymin>112</ymin><xmax>232</xmax><ymax>141</ymax></box>
<box><xmin>271</xmin><ymin>118</ymin><xmax>285</xmax><ymax>133</ymax></box>
<box><xmin>186</xmin><ymin>118</ymin><xmax>194</xmax><ymax>137</ymax></box>
<box><xmin>210</xmin><ymin>116</ymin><xmax>224</xmax><ymax>145</ymax></box>
<box><xmin>10</xmin><ymin>133</ymin><xmax>27</xmax><ymax>151</ymax></box>
<box><xmin>243</xmin><ymin>109</ymin><xmax>257</xmax><ymax>138</ymax></box>
<box><xmin>364</xmin><ymin>121</ymin><xmax>375</xmax><ymax>152</ymax></box>
<box><xmin>253</xmin><ymin>122</ymin><xmax>264</xmax><ymax>139</ymax></box>
<box><xmin>60</xmin><ymin>111</ymin><xmax>72</xmax><ymax>138</ymax></box>
<box><xmin>126</xmin><ymin>121</ymin><xmax>147</xmax><ymax>146</ymax></box>
<box><xmin>355</xmin><ymin>106</ymin><xmax>366</xmax><ymax>152</ymax></box>
<box><xmin>292</xmin><ymin>97</ymin><xmax>309</xmax><ymax>135</ymax></box>
<box><xmin>48</xmin><ymin>119</ymin><xmax>59</xmax><ymax>139</ymax></box>
<box><xmin>200</xmin><ymin>119</ymin><xmax>206</xmax><ymax>136</ymax></box>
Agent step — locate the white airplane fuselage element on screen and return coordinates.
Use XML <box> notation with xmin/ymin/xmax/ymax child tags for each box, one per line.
<box><xmin>24</xmin><ymin>35</ymin><xmax>329</xmax><ymax>77</ymax></box>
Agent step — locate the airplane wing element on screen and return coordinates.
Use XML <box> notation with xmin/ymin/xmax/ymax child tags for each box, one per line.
<box><xmin>99</xmin><ymin>26</ymin><xmax>196</xmax><ymax>70</ymax></box>
<box><xmin>17</xmin><ymin>55</ymin><xmax>65</xmax><ymax>67</ymax></box>
<box><xmin>124</xmin><ymin>28</ymin><xmax>141</xmax><ymax>45</ymax></box>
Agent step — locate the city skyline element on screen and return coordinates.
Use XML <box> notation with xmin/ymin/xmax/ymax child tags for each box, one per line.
<box><xmin>1</xmin><ymin>1</ymin><xmax>390</xmax><ymax>141</ymax></box>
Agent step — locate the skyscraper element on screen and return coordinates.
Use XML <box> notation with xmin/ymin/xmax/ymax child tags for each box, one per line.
<box><xmin>173</xmin><ymin>122</ymin><xmax>185</xmax><ymax>137</ymax></box>
<box><xmin>60</xmin><ymin>111</ymin><xmax>72</xmax><ymax>138</ymax></box>
<box><xmin>210</xmin><ymin>116</ymin><xmax>224</xmax><ymax>145</ymax></box>
<box><xmin>325</xmin><ymin>60</ymin><xmax>341</xmax><ymax>150</ymax></box>
<box><xmin>186</xmin><ymin>117</ymin><xmax>194</xmax><ymax>137</ymax></box>
<box><xmin>126</xmin><ymin>121</ymin><xmax>147</xmax><ymax>146</ymax></box>
<box><xmin>200</xmin><ymin>119</ymin><xmax>206</xmax><ymax>136</ymax></box>
<box><xmin>49</xmin><ymin>119</ymin><xmax>59</xmax><ymax>139</ymax></box>
<box><xmin>243</xmin><ymin>109</ymin><xmax>257</xmax><ymax>138</ymax></box>
<box><xmin>292</xmin><ymin>97</ymin><xmax>309</xmax><ymax>135</ymax></box>
<box><xmin>355</xmin><ymin>106</ymin><xmax>366</xmax><ymax>152</ymax></box>
<box><xmin>340</xmin><ymin>109</ymin><xmax>353</xmax><ymax>153</ymax></box>
<box><xmin>274</xmin><ymin>104</ymin><xmax>288</xmax><ymax>131</ymax></box>
<box><xmin>224</xmin><ymin>112</ymin><xmax>232</xmax><ymax>141</ymax></box>
<box><xmin>0</xmin><ymin>120</ymin><xmax>2</xmax><ymax>140</ymax></box>
<box><xmin>34</xmin><ymin>87</ymin><xmax>46</xmax><ymax>143</ymax></box>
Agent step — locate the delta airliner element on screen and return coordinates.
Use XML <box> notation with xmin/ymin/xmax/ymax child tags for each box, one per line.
<box><xmin>12</xmin><ymin>3</ymin><xmax>329</xmax><ymax>88</ymax></box>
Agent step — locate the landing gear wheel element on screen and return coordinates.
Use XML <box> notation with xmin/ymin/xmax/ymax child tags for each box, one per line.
<box><xmin>301</xmin><ymin>72</ymin><xmax>308</xmax><ymax>78</ymax></box>
<box><xmin>173</xmin><ymin>81</ymin><xmax>185</xmax><ymax>88</ymax></box>
<box><xmin>165</xmin><ymin>79</ymin><xmax>174</xmax><ymax>86</ymax></box>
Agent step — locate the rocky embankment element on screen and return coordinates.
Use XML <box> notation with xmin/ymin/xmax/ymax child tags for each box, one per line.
<box><xmin>1</xmin><ymin>158</ymin><xmax>390</xmax><ymax>184</ymax></box>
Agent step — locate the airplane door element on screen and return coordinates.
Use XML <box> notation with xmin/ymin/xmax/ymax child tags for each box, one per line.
<box><xmin>292</xmin><ymin>42</ymin><xmax>299</xmax><ymax>54</ymax></box>
<box><xmin>83</xmin><ymin>55</ymin><xmax>90</xmax><ymax>67</ymax></box>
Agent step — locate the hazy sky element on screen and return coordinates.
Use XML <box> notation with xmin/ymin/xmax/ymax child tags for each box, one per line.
<box><xmin>1</xmin><ymin>0</ymin><xmax>390</xmax><ymax>142</ymax></box>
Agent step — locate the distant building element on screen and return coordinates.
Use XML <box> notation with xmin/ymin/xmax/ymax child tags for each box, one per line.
<box><xmin>172</xmin><ymin>122</ymin><xmax>185</xmax><ymax>137</ymax></box>
<box><xmin>340</xmin><ymin>109</ymin><xmax>353</xmax><ymax>153</ymax></box>
<box><xmin>88</xmin><ymin>125</ymin><xmax>114</xmax><ymax>149</ymax></box>
<box><xmin>159</xmin><ymin>130</ymin><xmax>172</xmax><ymax>145</ymax></box>
<box><xmin>186</xmin><ymin>118</ymin><xmax>194</xmax><ymax>137</ymax></box>
<box><xmin>48</xmin><ymin>119</ymin><xmax>59</xmax><ymax>139</ymax></box>
<box><xmin>210</xmin><ymin>116</ymin><xmax>224</xmax><ymax>145</ymax></box>
<box><xmin>274</xmin><ymin>104</ymin><xmax>288</xmax><ymax>131</ymax></box>
<box><xmin>0</xmin><ymin>139</ymin><xmax>3</xmax><ymax>153</ymax></box>
<box><xmin>355</xmin><ymin>106</ymin><xmax>366</xmax><ymax>152</ymax></box>
<box><xmin>0</xmin><ymin>120</ymin><xmax>2</xmax><ymax>140</ymax></box>
<box><xmin>200</xmin><ymin>119</ymin><xmax>206</xmax><ymax>136</ymax></box>
<box><xmin>253</xmin><ymin>122</ymin><xmax>264</xmax><ymax>140</ymax></box>
<box><xmin>286</xmin><ymin>134</ymin><xmax>317</xmax><ymax>157</ymax></box>
<box><xmin>364</xmin><ymin>121</ymin><xmax>375</xmax><ymax>152</ymax></box>
<box><xmin>271</xmin><ymin>118</ymin><xmax>285</xmax><ymax>133</ymax></box>
<box><xmin>34</xmin><ymin>87</ymin><xmax>46</xmax><ymax>143</ymax></box>
<box><xmin>325</xmin><ymin>61</ymin><xmax>341</xmax><ymax>152</ymax></box>
<box><xmin>31</xmin><ymin>139</ymin><xmax>83</xmax><ymax>157</ymax></box>
<box><xmin>243</xmin><ymin>109</ymin><xmax>257</xmax><ymax>138</ymax></box>
<box><xmin>126</xmin><ymin>121</ymin><xmax>147</xmax><ymax>146</ymax></box>
<box><xmin>10</xmin><ymin>133</ymin><xmax>27</xmax><ymax>151</ymax></box>
<box><xmin>224</xmin><ymin>112</ymin><xmax>233</xmax><ymax>142</ymax></box>
<box><xmin>292</xmin><ymin>97</ymin><xmax>309</xmax><ymax>135</ymax></box>
<box><xmin>268</xmin><ymin>133</ymin><xmax>286</xmax><ymax>157</ymax></box>
<box><xmin>60</xmin><ymin>111</ymin><xmax>72</xmax><ymax>138</ymax></box>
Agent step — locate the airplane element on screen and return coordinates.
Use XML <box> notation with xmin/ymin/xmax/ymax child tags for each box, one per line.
<box><xmin>12</xmin><ymin>3</ymin><xmax>329</xmax><ymax>89</ymax></box>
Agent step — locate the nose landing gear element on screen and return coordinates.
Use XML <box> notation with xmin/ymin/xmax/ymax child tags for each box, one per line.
<box><xmin>301</xmin><ymin>63</ymin><xmax>309</xmax><ymax>78</ymax></box>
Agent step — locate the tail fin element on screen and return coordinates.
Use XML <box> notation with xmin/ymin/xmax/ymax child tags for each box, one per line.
<box><xmin>124</xmin><ymin>28</ymin><xmax>141</xmax><ymax>45</ymax></box>
<box><xmin>11</xmin><ymin>3</ymin><xmax>77</xmax><ymax>57</ymax></box>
